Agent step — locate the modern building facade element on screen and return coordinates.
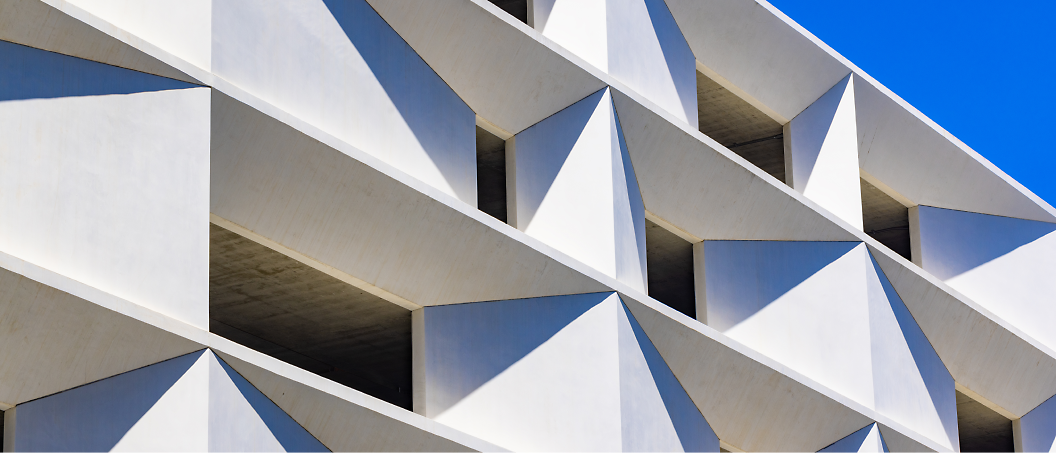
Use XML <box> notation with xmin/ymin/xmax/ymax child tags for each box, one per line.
<box><xmin>0</xmin><ymin>0</ymin><xmax>1054</xmax><ymax>451</ymax></box>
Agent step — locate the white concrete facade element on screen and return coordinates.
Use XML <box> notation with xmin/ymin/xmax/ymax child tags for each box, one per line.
<box><xmin>1</xmin><ymin>0</ymin><xmax>1054</xmax><ymax>452</ymax></box>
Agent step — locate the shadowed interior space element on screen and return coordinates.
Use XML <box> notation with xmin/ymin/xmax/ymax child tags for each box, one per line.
<box><xmin>696</xmin><ymin>70</ymin><xmax>785</xmax><ymax>182</ymax></box>
<box><xmin>476</xmin><ymin>125</ymin><xmax>508</xmax><ymax>223</ymax></box>
<box><xmin>956</xmin><ymin>391</ymin><xmax>1013</xmax><ymax>452</ymax></box>
<box><xmin>209</xmin><ymin>224</ymin><xmax>412</xmax><ymax>409</ymax></box>
<box><xmin>645</xmin><ymin>219</ymin><xmax>695</xmax><ymax>318</ymax></box>
<box><xmin>861</xmin><ymin>178</ymin><xmax>911</xmax><ymax>260</ymax></box>
<box><xmin>487</xmin><ymin>0</ymin><xmax>528</xmax><ymax>24</ymax></box>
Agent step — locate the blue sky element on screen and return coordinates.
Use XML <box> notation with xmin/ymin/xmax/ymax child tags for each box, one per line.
<box><xmin>767</xmin><ymin>0</ymin><xmax>1056</xmax><ymax>206</ymax></box>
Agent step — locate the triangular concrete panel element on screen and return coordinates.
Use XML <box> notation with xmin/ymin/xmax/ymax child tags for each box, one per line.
<box><xmin>819</xmin><ymin>423</ymin><xmax>888</xmax><ymax>453</ymax></box>
<box><xmin>414</xmin><ymin>292</ymin><xmax>717</xmax><ymax>451</ymax></box>
<box><xmin>0</xmin><ymin>0</ymin><xmax>199</xmax><ymax>84</ymax></box>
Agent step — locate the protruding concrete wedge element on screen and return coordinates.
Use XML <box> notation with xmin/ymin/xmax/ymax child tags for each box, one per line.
<box><xmin>210</xmin><ymin>90</ymin><xmax>608</xmax><ymax>307</ymax></box>
<box><xmin>819</xmin><ymin>423</ymin><xmax>888</xmax><ymax>453</ymax></box>
<box><xmin>868</xmin><ymin>243</ymin><xmax>1056</xmax><ymax>418</ymax></box>
<box><xmin>787</xmin><ymin>75</ymin><xmax>864</xmax><ymax>230</ymax></box>
<box><xmin>911</xmin><ymin>206</ymin><xmax>1056</xmax><ymax>353</ymax></box>
<box><xmin>854</xmin><ymin>80</ymin><xmax>1056</xmax><ymax>224</ymax></box>
<box><xmin>0</xmin><ymin>0</ymin><xmax>199</xmax><ymax>84</ymax></box>
<box><xmin>609</xmin><ymin>88</ymin><xmax>859</xmax><ymax>241</ymax></box>
<box><xmin>413</xmin><ymin>292</ymin><xmax>717</xmax><ymax>451</ymax></box>
<box><xmin>364</xmin><ymin>0</ymin><xmax>606</xmax><ymax>134</ymax></box>
<box><xmin>532</xmin><ymin>0</ymin><xmax>697</xmax><ymax>125</ymax></box>
<box><xmin>5</xmin><ymin>350</ymin><xmax>329</xmax><ymax>451</ymax></box>
<box><xmin>63</xmin><ymin>0</ymin><xmax>211</xmax><ymax>71</ymax></box>
<box><xmin>211</xmin><ymin>0</ymin><xmax>476</xmax><ymax>205</ymax></box>
<box><xmin>509</xmin><ymin>88</ymin><xmax>647</xmax><ymax>291</ymax></box>
<box><xmin>696</xmin><ymin>241</ymin><xmax>957</xmax><ymax>450</ymax></box>
<box><xmin>0</xmin><ymin>253</ymin><xmax>203</xmax><ymax>410</ymax></box>
<box><xmin>0</xmin><ymin>40</ymin><xmax>210</xmax><ymax>328</ymax></box>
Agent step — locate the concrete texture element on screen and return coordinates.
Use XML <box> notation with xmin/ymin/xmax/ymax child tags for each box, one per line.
<box><xmin>0</xmin><ymin>40</ymin><xmax>210</xmax><ymax>329</ymax></box>
<box><xmin>209</xmin><ymin>224</ymin><xmax>412</xmax><ymax>409</ymax></box>
<box><xmin>475</xmin><ymin>126</ymin><xmax>508</xmax><ymax>223</ymax></box>
<box><xmin>65</xmin><ymin>0</ymin><xmax>211</xmax><ymax>70</ymax></box>
<box><xmin>414</xmin><ymin>293</ymin><xmax>717</xmax><ymax>451</ymax></box>
<box><xmin>695</xmin><ymin>70</ymin><xmax>785</xmax><ymax>181</ymax></box>
<box><xmin>1015</xmin><ymin>394</ymin><xmax>1056</xmax><ymax>452</ymax></box>
<box><xmin>861</xmin><ymin>178</ymin><xmax>911</xmax><ymax>260</ymax></box>
<box><xmin>819</xmin><ymin>423</ymin><xmax>888</xmax><ymax>453</ymax></box>
<box><xmin>956</xmin><ymin>391</ymin><xmax>1013</xmax><ymax>452</ymax></box>
<box><xmin>645</xmin><ymin>219</ymin><xmax>695</xmax><ymax>319</ymax></box>
<box><xmin>510</xmin><ymin>88</ymin><xmax>647</xmax><ymax>291</ymax></box>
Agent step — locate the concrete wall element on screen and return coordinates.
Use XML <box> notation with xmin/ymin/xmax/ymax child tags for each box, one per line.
<box><xmin>0</xmin><ymin>40</ymin><xmax>210</xmax><ymax>329</ymax></box>
<box><xmin>819</xmin><ymin>423</ymin><xmax>888</xmax><ymax>452</ymax></box>
<box><xmin>413</xmin><ymin>292</ymin><xmax>716</xmax><ymax>451</ymax></box>
<box><xmin>211</xmin><ymin>0</ymin><xmax>476</xmax><ymax>206</ymax></box>
<box><xmin>532</xmin><ymin>0</ymin><xmax>697</xmax><ymax>125</ymax></box>
<box><xmin>698</xmin><ymin>241</ymin><xmax>956</xmax><ymax>449</ymax></box>
<box><xmin>509</xmin><ymin>88</ymin><xmax>647</xmax><ymax>291</ymax></box>
<box><xmin>786</xmin><ymin>74</ymin><xmax>864</xmax><ymax>230</ymax></box>
<box><xmin>5</xmin><ymin>349</ymin><xmax>327</xmax><ymax>451</ymax></box>
<box><xmin>911</xmin><ymin>205</ymin><xmax>1056</xmax><ymax>352</ymax></box>
<box><xmin>1014</xmin><ymin>394</ymin><xmax>1056</xmax><ymax>452</ymax></box>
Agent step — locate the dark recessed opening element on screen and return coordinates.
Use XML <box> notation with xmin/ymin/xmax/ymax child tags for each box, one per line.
<box><xmin>645</xmin><ymin>219</ymin><xmax>695</xmax><ymax>319</ymax></box>
<box><xmin>697</xmin><ymin>70</ymin><xmax>785</xmax><ymax>181</ymax></box>
<box><xmin>209</xmin><ymin>224</ymin><xmax>412</xmax><ymax>409</ymax></box>
<box><xmin>861</xmin><ymin>178</ymin><xmax>911</xmax><ymax>260</ymax></box>
<box><xmin>487</xmin><ymin>0</ymin><xmax>528</xmax><ymax>24</ymax></box>
<box><xmin>957</xmin><ymin>390</ymin><xmax>1013</xmax><ymax>452</ymax></box>
<box><xmin>476</xmin><ymin>125</ymin><xmax>508</xmax><ymax>223</ymax></box>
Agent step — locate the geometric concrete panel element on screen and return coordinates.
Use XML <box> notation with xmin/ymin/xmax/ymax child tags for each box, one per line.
<box><xmin>855</xmin><ymin>80</ymin><xmax>1056</xmax><ymax>224</ymax></box>
<box><xmin>510</xmin><ymin>88</ymin><xmax>648</xmax><ymax>291</ymax></box>
<box><xmin>1014</xmin><ymin>394</ymin><xmax>1056</xmax><ymax>453</ymax></box>
<box><xmin>698</xmin><ymin>241</ymin><xmax>956</xmax><ymax>449</ymax></box>
<box><xmin>210</xmin><ymin>90</ymin><xmax>609</xmax><ymax>307</ymax></box>
<box><xmin>64</xmin><ymin>0</ymin><xmax>211</xmax><ymax>70</ymax></box>
<box><xmin>787</xmin><ymin>75</ymin><xmax>864</xmax><ymax>230</ymax></box>
<box><xmin>212</xmin><ymin>0</ymin><xmax>476</xmax><ymax>205</ymax></box>
<box><xmin>610</xmin><ymin>88</ymin><xmax>862</xmax><ymax>241</ymax></box>
<box><xmin>912</xmin><ymin>205</ymin><xmax>1056</xmax><ymax>352</ymax></box>
<box><xmin>0</xmin><ymin>0</ymin><xmax>199</xmax><ymax>84</ymax></box>
<box><xmin>413</xmin><ymin>292</ymin><xmax>717</xmax><ymax>451</ymax></box>
<box><xmin>5</xmin><ymin>349</ymin><xmax>328</xmax><ymax>451</ymax></box>
<box><xmin>868</xmin><ymin>244</ymin><xmax>1056</xmax><ymax>418</ymax></box>
<box><xmin>532</xmin><ymin>0</ymin><xmax>697</xmax><ymax>125</ymax></box>
<box><xmin>0</xmin><ymin>41</ymin><xmax>210</xmax><ymax>329</ymax></box>
<box><xmin>819</xmin><ymin>423</ymin><xmax>888</xmax><ymax>453</ymax></box>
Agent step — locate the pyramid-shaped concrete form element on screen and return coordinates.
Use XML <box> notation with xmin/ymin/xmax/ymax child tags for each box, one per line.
<box><xmin>1</xmin><ymin>0</ymin><xmax>1054</xmax><ymax>451</ymax></box>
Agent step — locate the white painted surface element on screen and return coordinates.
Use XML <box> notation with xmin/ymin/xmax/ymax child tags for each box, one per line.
<box><xmin>416</xmin><ymin>292</ymin><xmax>716</xmax><ymax>451</ymax></box>
<box><xmin>912</xmin><ymin>206</ymin><xmax>1056</xmax><ymax>352</ymax></box>
<box><xmin>65</xmin><ymin>0</ymin><xmax>212</xmax><ymax>70</ymax></box>
<box><xmin>511</xmin><ymin>88</ymin><xmax>647</xmax><ymax>291</ymax></box>
<box><xmin>700</xmin><ymin>241</ymin><xmax>955</xmax><ymax>449</ymax></box>
<box><xmin>788</xmin><ymin>75</ymin><xmax>864</xmax><ymax>230</ymax></box>
<box><xmin>0</xmin><ymin>44</ymin><xmax>210</xmax><ymax>329</ymax></box>
<box><xmin>1015</xmin><ymin>394</ymin><xmax>1056</xmax><ymax>453</ymax></box>
<box><xmin>534</xmin><ymin>0</ymin><xmax>696</xmax><ymax>125</ymax></box>
<box><xmin>819</xmin><ymin>423</ymin><xmax>888</xmax><ymax>452</ymax></box>
<box><xmin>212</xmin><ymin>0</ymin><xmax>476</xmax><ymax>205</ymax></box>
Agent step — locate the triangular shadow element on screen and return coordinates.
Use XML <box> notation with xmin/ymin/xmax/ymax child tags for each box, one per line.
<box><xmin>11</xmin><ymin>350</ymin><xmax>202</xmax><ymax>452</ymax></box>
<box><xmin>791</xmin><ymin>75</ymin><xmax>850</xmax><ymax>189</ymax></box>
<box><xmin>640</xmin><ymin>0</ymin><xmax>696</xmax><ymax>122</ymax></box>
<box><xmin>704</xmin><ymin>241</ymin><xmax>860</xmax><ymax>331</ymax></box>
<box><xmin>612</xmin><ymin>95</ymin><xmax>648</xmax><ymax>289</ymax></box>
<box><xmin>424</xmin><ymin>292</ymin><xmax>614</xmax><ymax>416</ymax></box>
<box><xmin>620</xmin><ymin>297</ymin><xmax>718</xmax><ymax>452</ymax></box>
<box><xmin>321</xmin><ymin>0</ymin><xmax>475</xmax><ymax>203</ymax></box>
<box><xmin>819</xmin><ymin>422</ymin><xmax>888</xmax><ymax>452</ymax></box>
<box><xmin>0</xmin><ymin>40</ymin><xmax>198</xmax><ymax>101</ymax></box>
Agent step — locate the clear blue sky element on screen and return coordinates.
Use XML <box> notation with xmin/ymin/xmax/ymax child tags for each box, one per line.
<box><xmin>767</xmin><ymin>0</ymin><xmax>1056</xmax><ymax>206</ymax></box>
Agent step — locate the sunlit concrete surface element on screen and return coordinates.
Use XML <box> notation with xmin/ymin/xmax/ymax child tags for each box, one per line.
<box><xmin>2</xmin><ymin>0</ymin><xmax>1055</xmax><ymax>451</ymax></box>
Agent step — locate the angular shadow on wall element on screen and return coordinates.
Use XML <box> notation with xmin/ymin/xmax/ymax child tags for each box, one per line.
<box><xmin>701</xmin><ymin>240</ymin><xmax>859</xmax><ymax>331</ymax></box>
<box><xmin>0</xmin><ymin>40</ymin><xmax>198</xmax><ymax>101</ymax></box>
<box><xmin>915</xmin><ymin>206</ymin><xmax>1056</xmax><ymax>280</ymax></box>
<box><xmin>639</xmin><ymin>0</ymin><xmax>696</xmax><ymax>122</ymax></box>
<box><xmin>321</xmin><ymin>0</ymin><xmax>476</xmax><ymax>203</ymax></box>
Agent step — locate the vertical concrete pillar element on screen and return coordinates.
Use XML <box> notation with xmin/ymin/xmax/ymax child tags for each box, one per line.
<box><xmin>785</xmin><ymin>74</ymin><xmax>864</xmax><ymax>230</ymax></box>
<box><xmin>531</xmin><ymin>0</ymin><xmax>697</xmax><ymax>125</ymax></box>
<box><xmin>508</xmin><ymin>88</ymin><xmax>647</xmax><ymax>291</ymax></box>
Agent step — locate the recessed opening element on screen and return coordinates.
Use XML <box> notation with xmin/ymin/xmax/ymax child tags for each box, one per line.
<box><xmin>956</xmin><ymin>390</ymin><xmax>1013</xmax><ymax>452</ymax></box>
<box><xmin>645</xmin><ymin>219</ymin><xmax>695</xmax><ymax>318</ymax></box>
<box><xmin>209</xmin><ymin>223</ymin><xmax>412</xmax><ymax>409</ymax></box>
<box><xmin>476</xmin><ymin>125</ymin><xmax>508</xmax><ymax>223</ymax></box>
<box><xmin>696</xmin><ymin>70</ymin><xmax>785</xmax><ymax>181</ymax></box>
<box><xmin>860</xmin><ymin>178</ymin><xmax>911</xmax><ymax>260</ymax></box>
<box><xmin>487</xmin><ymin>0</ymin><xmax>528</xmax><ymax>24</ymax></box>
